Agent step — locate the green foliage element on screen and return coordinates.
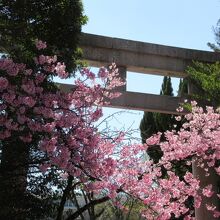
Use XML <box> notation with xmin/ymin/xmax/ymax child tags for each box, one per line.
<box><xmin>97</xmin><ymin>198</ymin><xmax>145</xmax><ymax>220</ymax></box>
<box><xmin>0</xmin><ymin>0</ymin><xmax>87</xmax><ymax>72</ymax></box>
<box><xmin>178</xmin><ymin>78</ymin><xmax>188</xmax><ymax>97</ymax></box>
<box><xmin>187</xmin><ymin>16</ymin><xmax>220</xmax><ymax>106</ymax></box>
<box><xmin>187</xmin><ymin>61</ymin><xmax>220</xmax><ymax>106</ymax></box>
<box><xmin>160</xmin><ymin>76</ymin><xmax>174</xmax><ymax>96</ymax></box>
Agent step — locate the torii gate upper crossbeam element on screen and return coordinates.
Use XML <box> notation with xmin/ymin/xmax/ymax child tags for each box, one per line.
<box><xmin>79</xmin><ymin>33</ymin><xmax>220</xmax><ymax>77</ymax></box>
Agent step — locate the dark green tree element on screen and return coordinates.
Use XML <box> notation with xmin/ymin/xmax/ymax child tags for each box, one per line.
<box><xmin>0</xmin><ymin>0</ymin><xmax>87</xmax><ymax>72</ymax></box>
<box><xmin>0</xmin><ymin>1</ymin><xmax>87</xmax><ymax>219</ymax></box>
<box><xmin>140</xmin><ymin>76</ymin><xmax>175</xmax><ymax>163</ymax></box>
<box><xmin>178</xmin><ymin>78</ymin><xmax>188</xmax><ymax>97</ymax></box>
<box><xmin>160</xmin><ymin>76</ymin><xmax>174</xmax><ymax>96</ymax></box>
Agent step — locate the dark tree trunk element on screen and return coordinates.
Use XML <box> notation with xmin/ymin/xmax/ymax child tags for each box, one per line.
<box><xmin>0</xmin><ymin>139</ymin><xmax>29</xmax><ymax>220</ymax></box>
<box><xmin>56</xmin><ymin>175</ymin><xmax>73</xmax><ymax>220</ymax></box>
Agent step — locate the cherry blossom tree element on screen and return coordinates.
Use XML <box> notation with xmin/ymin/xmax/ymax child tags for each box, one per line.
<box><xmin>0</xmin><ymin>40</ymin><xmax>124</xmax><ymax>219</ymax></box>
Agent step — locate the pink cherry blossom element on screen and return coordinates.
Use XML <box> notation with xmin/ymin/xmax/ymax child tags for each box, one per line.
<box><xmin>35</xmin><ymin>39</ymin><xmax>47</xmax><ymax>50</ymax></box>
<box><xmin>0</xmin><ymin>77</ymin><xmax>9</xmax><ymax>90</ymax></box>
<box><xmin>55</xmin><ymin>62</ymin><xmax>68</xmax><ymax>78</ymax></box>
<box><xmin>202</xmin><ymin>184</ymin><xmax>214</xmax><ymax>197</ymax></box>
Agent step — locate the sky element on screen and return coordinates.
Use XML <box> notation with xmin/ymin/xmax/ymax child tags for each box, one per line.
<box><xmin>81</xmin><ymin>0</ymin><xmax>220</xmax><ymax>141</ymax></box>
<box><xmin>82</xmin><ymin>0</ymin><xmax>219</xmax><ymax>50</ymax></box>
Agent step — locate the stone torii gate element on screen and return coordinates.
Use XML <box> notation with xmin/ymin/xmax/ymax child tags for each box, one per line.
<box><xmin>60</xmin><ymin>33</ymin><xmax>220</xmax><ymax>220</ymax></box>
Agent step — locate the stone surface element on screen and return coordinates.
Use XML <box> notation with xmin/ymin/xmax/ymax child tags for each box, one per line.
<box><xmin>79</xmin><ymin>33</ymin><xmax>220</xmax><ymax>77</ymax></box>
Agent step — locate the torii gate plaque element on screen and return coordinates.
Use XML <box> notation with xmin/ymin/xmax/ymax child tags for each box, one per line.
<box><xmin>60</xmin><ymin>33</ymin><xmax>220</xmax><ymax>220</ymax></box>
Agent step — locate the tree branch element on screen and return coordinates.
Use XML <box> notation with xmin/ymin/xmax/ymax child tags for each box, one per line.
<box><xmin>66</xmin><ymin>196</ymin><xmax>110</xmax><ymax>220</ymax></box>
<box><xmin>56</xmin><ymin>175</ymin><xmax>76</xmax><ymax>220</ymax></box>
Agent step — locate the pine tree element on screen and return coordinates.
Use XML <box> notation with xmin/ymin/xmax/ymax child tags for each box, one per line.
<box><xmin>178</xmin><ymin>78</ymin><xmax>188</xmax><ymax>97</ymax></box>
<box><xmin>160</xmin><ymin>76</ymin><xmax>174</xmax><ymax>96</ymax></box>
<box><xmin>187</xmin><ymin>61</ymin><xmax>220</xmax><ymax>107</ymax></box>
<box><xmin>140</xmin><ymin>76</ymin><xmax>175</xmax><ymax>142</ymax></box>
<box><xmin>140</xmin><ymin>76</ymin><xmax>175</xmax><ymax>163</ymax></box>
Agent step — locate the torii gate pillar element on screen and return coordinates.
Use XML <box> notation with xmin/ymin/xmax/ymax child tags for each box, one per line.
<box><xmin>189</xmin><ymin>83</ymin><xmax>220</xmax><ymax>220</ymax></box>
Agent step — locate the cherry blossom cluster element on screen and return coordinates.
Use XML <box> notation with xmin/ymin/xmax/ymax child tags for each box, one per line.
<box><xmin>145</xmin><ymin>102</ymin><xmax>220</xmax><ymax>218</ymax></box>
<box><xmin>86</xmin><ymin>144</ymin><xmax>201</xmax><ymax>219</ymax></box>
<box><xmin>146</xmin><ymin>102</ymin><xmax>220</xmax><ymax>176</ymax></box>
<box><xmin>0</xmin><ymin>40</ymin><xmax>124</xmax><ymax>173</ymax></box>
<box><xmin>78</xmin><ymin>105</ymin><xmax>220</xmax><ymax>219</ymax></box>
